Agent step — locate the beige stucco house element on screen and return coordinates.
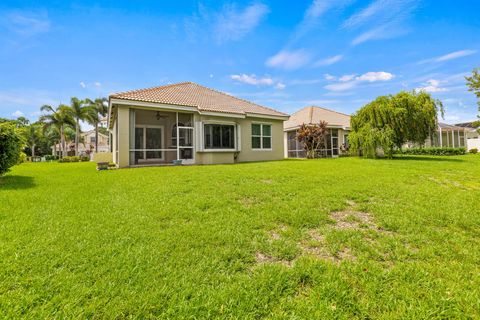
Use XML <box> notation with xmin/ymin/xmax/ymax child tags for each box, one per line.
<box><xmin>284</xmin><ymin>106</ymin><xmax>351</xmax><ymax>158</ymax></box>
<box><xmin>108</xmin><ymin>82</ymin><xmax>289</xmax><ymax>167</ymax></box>
<box><xmin>52</xmin><ymin>130</ymin><xmax>110</xmax><ymax>157</ymax></box>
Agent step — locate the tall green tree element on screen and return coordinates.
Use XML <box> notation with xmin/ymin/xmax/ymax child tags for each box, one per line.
<box><xmin>15</xmin><ymin>116</ymin><xmax>30</xmax><ymax>128</ymax></box>
<box><xmin>465</xmin><ymin>68</ymin><xmax>480</xmax><ymax>127</ymax></box>
<box><xmin>349</xmin><ymin>91</ymin><xmax>443</xmax><ymax>158</ymax></box>
<box><xmin>24</xmin><ymin>123</ymin><xmax>42</xmax><ymax>158</ymax></box>
<box><xmin>85</xmin><ymin>97</ymin><xmax>108</xmax><ymax>152</ymax></box>
<box><xmin>69</xmin><ymin>97</ymin><xmax>96</xmax><ymax>156</ymax></box>
<box><xmin>40</xmin><ymin>104</ymin><xmax>75</xmax><ymax>157</ymax></box>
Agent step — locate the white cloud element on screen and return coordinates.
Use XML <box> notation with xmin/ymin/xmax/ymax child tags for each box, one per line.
<box><xmin>266</xmin><ymin>49</ymin><xmax>311</xmax><ymax>70</ymax></box>
<box><xmin>435</xmin><ymin>50</ymin><xmax>477</xmax><ymax>62</ymax></box>
<box><xmin>79</xmin><ymin>82</ymin><xmax>86</xmax><ymax>88</ymax></box>
<box><xmin>324</xmin><ymin>74</ymin><xmax>337</xmax><ymax>81</ymax></box>
<box><xmin>356</xmin><ymin>71</ymin><xmax>394</xmax><ymax>82</ymax></box>
<box><xmin>94</xmin><ymin>82</ymin><xmax>101</xmax><ymax>87</ymax></box>
<box><xmin>351</xmin><ymin>23</ymin><xmax>407</xmax><ymax>45</ymax></box>
<box><xmin>214</xmin><ymin>3</ymin><xmax>269</xmax><ymax>43</ymax></box>
<box><xmin>209</xmin><ymin>74</ymin><xmax>214</xmax><ymax>78</ymax></box>
<box><xmin>3</xmin><ymin>11</ymin><xmax>50</xmax><ymax>36</ymax></box>
<box><xmin>290</xmin><ymin>0</ymin><xmax>354</xmax><ymax>43</ymax></box>
<box><xmin>418</xmin><ymin>50</ymin><xmax>478</xmax><ymax>64</ymax></box>
<box><xmin>305</xmin><ymin>0</ymin><xmax>334</xmax><ymax>19</ymax></box>
<box><xmin>230</xmin><ymin>74</ymin><xmax>286</xmax><ymax>90</ymax></box>
<box><xmin>12</xmin><ymin>110</ymin><xmax>24</xmax><ymax>118</ymax></box>
<box><xmin>345</xmin><ymin>0</ymin><xmax>417</xmax><ymax>45</ymax></box>
<box><xmin>324</xmin><ymin>81</ymin><xmax>359</xmax><ymax>92</ymax></box>
<box><xmin>339</xmin><ymin>74</ymin><xmax>356</xmax><ymax>82</ymax></box>
<box><xmin>230</xmin><ymin>74</ymin><xmax>274</xmax><ymax>86</ymax></box>
<box><xmin>323</xmin><ymin>71</ymin><xmax>394</xmax><ymax>92</ymax></box>
<box><xmin>314</xmin><ymin>54</ymin><xmax>343</xmax><ymax>67</ymax></box>
<box><xmin>416</xmin><ymin>79</ymin><xmax>448</xmax><ymax>93</ymax></box>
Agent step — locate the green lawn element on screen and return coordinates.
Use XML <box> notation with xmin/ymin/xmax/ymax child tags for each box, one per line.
<box><xmin>1</xmin><ymin>156</ymin><xmax>480</xmax><ymax>319</ymax></box>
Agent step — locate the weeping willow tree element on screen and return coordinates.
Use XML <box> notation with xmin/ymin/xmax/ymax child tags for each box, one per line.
<box><xmin>350</xmin><ymin>91</ymin><xmax>444</xmax><ymax>158</ymax></box>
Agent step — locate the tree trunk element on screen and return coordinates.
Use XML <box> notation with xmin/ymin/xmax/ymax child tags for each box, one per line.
<box><xmin>61</xmin><ymin>125</ymin><xmax>67</xmax><ymax>157</ymax></box>
<box><xmin>95</xmin><ymin>121</ymin><xmax>99</xmax><ymax>152</ymax></box>
<box><xmin>75</xmin><ymin>119</ymin><xmax>80</xmax><ymax>156</ymax></box>
<box><xmin>31</xmin><ymin>144</ymin><xmax>35</xmax><ymax>158</ymax></box>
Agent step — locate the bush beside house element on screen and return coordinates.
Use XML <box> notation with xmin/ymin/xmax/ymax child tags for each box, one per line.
<box><xmin>0</xmin><ymin>122</ymin><xmax>24</xmax><ymax>176</ymax></box>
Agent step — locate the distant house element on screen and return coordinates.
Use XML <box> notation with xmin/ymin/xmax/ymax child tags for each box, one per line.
<box><xmin>52</xmin><ymin>130</ymin><xmax>110</xmax><ymax>156</ymax></box>
<box><xmin>284</xmin><ymin>106</ymin><xmax>350</xmax><ymax>158</ymax></box>
<box><xmin>455</xmin><ymin>121</ymin><xmax>480</xmax><ymax>151</ymax></box>
<box><xmin>417</xmin><ymin>123</ymin><xmax>468</xmax><ymax>148</ymax></box>
<box><xmin>108</xmin><ymin>82</ymin><xmax>289</xmax><ymax>167</ymax></box>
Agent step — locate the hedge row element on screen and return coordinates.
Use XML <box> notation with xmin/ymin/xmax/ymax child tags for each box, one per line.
<box><xmin>59</xmin><ymin>156</ymin><xmax>90</xmax><ymax>163</ymax></box>
<box><xmin>396</xmin><ymin>147</ymin><xmax>467</xmax><ymax>156</ymax></box>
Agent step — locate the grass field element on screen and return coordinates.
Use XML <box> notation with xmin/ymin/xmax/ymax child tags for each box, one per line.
<box><xmin>1</xmin><ymin>156</ymin><xmax>480</xmax><ymax>318</ymax></box>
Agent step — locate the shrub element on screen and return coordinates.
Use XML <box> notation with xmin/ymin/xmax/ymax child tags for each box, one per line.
<box><xmin>59</xmin><ymin>156</ymin><xmax>81</xmax><ymax>163</ymax></box>
<box><xmin>0</xmin><ymin>123</ymin><xmax>24</xmax><ymax>175</ymax></box>
<box><xmin>395</xmin><ymin>147</ymin><xmax>466</xmax><ymax>156</ymax></box>
<box><xmin>18</xmin><ymin>152</ymin><xmax>27</xmax><ymax>163</ymax></box>
<box><xmin>80</xmin><ymin>155</ymin><xmax>90</xmax><ymax>162</ymax></box>
<box><xmin>469</xmin><ymin>148</ymin><xmax>478</xmax><ymax>154</ymax></box>
<box><xmin>45</xmin><ymin>155</ymin><xmax>59</xmax><ymax>161</ymax></box>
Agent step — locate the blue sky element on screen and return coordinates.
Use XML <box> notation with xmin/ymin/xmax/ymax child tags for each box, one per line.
<box><xmin>1</xmin><ymin>0</ymin><xmax>479</xmax><ymax>125</ymax></box>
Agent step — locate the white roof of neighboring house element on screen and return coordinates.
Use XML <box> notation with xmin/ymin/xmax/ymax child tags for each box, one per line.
<box><xmin>438</xmin><ymin>122</ymin><xmax>467</xmax><ymax>131</ymax></box>
<box><xmin>109</xmin><ymin>82</ymin><xmax>288</xmax><ymax>119</ymax></box>
<box><xmin>284</xmin><ymin>106</ymin><xmax>351</xmax><ymax>131</ymax></box>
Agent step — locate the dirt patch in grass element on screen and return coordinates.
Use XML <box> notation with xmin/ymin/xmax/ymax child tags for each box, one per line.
<box><xmin>299</xmin><ymin>229</ymin><xmax>356</xmax><ymax>265</ymax></box>
<box><xmin>330</xmin><ymin>200</ymin><xmax>393</xmax><ymax>235</ymax></box>
<box><xmin>256</xmin><ymin>224</ymin><xmax>356</xmax><ymax>267</ymax></box>
<box><xmin>255</xmin><ymin>252</ymin><xmax>292</xmax><ymax>267</ymax></box>
<box><xmin>238</xmin><ymin>196</ymin><xmax>260</xmax><ymax>208</ymax></box>
<box><xmin>268</xmin><ymin>224</ymin><xmax>287</xmax><ymax>240</ymax></box>
<box><xmin>426</xmin><ymin>176</ymin><xmax>478</xmax><ymax>191</ymax></box>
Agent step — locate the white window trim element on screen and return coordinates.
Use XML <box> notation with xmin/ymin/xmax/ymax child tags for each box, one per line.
<box><xmin>202</xmin><ymin>122</ymin><xmax>238</xmax><ymax>151</ymax></box>
<box><xmin>251</xmin><ymin>122</ymin><xmax>273</xmax><ymax>151</ymax></box>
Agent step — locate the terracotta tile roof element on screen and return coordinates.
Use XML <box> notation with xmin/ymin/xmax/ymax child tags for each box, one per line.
<box><xmin>284</xmin><ymin>106</ymin><xmax>351</xmax><ymax>130</ymax></box>
<box><xmin>110</xmin><ymin>82</ymin><xmax>288</xmax><ymax>118</ymax></box>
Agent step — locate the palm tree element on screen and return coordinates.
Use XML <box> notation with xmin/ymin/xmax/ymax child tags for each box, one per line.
<box><xmin>24</xmin><ymin>124</ymin><xmax>41</xmax><ymax>158</ymax></box>
<box><xmin>85</xmin><ymin>98</ymin><xmax>108</xmax><ymax>152</ymax></box>
<box><xmin>43</xmin><ymin>125</ymin><xmax>61</xmax><ymax>157</ymax></box>
<box><xmin>40</xmin><ymin>104</ymin><xmax>75</xmax><ymax>157</ymax></box>
<box><xmin>69</xmin><ymin>97</ymin><xmax>95</xmax><ymax>156</ymax></box>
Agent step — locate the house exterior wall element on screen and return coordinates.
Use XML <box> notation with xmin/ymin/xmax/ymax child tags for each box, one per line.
<box><xmin>195</xmin><ymin>114</ymin><xmax>285</xmax><ymax>164</ymax></box>
<box><xmin>117</xmin><ymin>105</ymin><xmax>130</xmax><ymax>168</ymax></box>
<box><xmin>112</xmin><ymin>105</ymin><xmax>286</xmax><ymax>167</ymax></box>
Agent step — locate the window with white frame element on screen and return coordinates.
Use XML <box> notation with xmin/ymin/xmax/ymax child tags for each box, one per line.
<box><xmin>204</xmin><ymin>124</ymin><xmax>235</xmax><ymax>149</ymax></box>
<box><xmin>252</xmin><ymin>123</ymin><xmax>272</xmax><ymax>150</ymax></box>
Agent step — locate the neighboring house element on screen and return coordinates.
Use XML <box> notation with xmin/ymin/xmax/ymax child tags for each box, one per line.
<box><xmin>284</xmin><ymin>106</ymin><xmax>350</xmax><ymax>158</ymax></box>
<box><xmin>108</xmin><ymin>82</ymin><xmax>289</xmax><ymax>167</ymax></box>
<box><xmin>456</xmin><ymin>121</ymin><xmax>480</xmax><ymax>151</ymax></box>
<box><xmin>417</xmin><ymin>123</ymin><xmax>468</xmax><ymax>148</ymax></box>
<box><xmin>52</xmin><ymin>130</ymin><xmax>110</xmax><ymax>156</ymax></box>
<box><xmin>99</xmin><ymin>116</ymin><xmax>108</xmax><ymax>128</ymax></box>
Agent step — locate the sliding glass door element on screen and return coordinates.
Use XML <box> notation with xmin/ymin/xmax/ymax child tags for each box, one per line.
<box><xmin>133</xmin><ymin>125</ymin><xmax>164</xmax><ymax>164</ymax></box>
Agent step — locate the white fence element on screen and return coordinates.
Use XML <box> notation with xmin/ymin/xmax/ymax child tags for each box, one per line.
<box><xmin>467</xmin><ymin>138</ymin><xmax>480</xmax><ymax>151</ymax></box>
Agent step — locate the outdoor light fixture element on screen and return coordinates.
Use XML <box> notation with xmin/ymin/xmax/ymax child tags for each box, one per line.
<box><xmin>156</xmin><ymin>111</ymin><xmax>161</xmax><ymax>120</ymax></box>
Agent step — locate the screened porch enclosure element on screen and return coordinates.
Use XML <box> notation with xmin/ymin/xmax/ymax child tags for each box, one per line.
<box><xmin>129</xmin><ymin>109</ymin><xmax>194</xmax><ymax>165</ymax></box>
<box><xmin>287</xmin><ymin>128</ymin><xmax>340</xmax><ymax>158</ymax></box>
